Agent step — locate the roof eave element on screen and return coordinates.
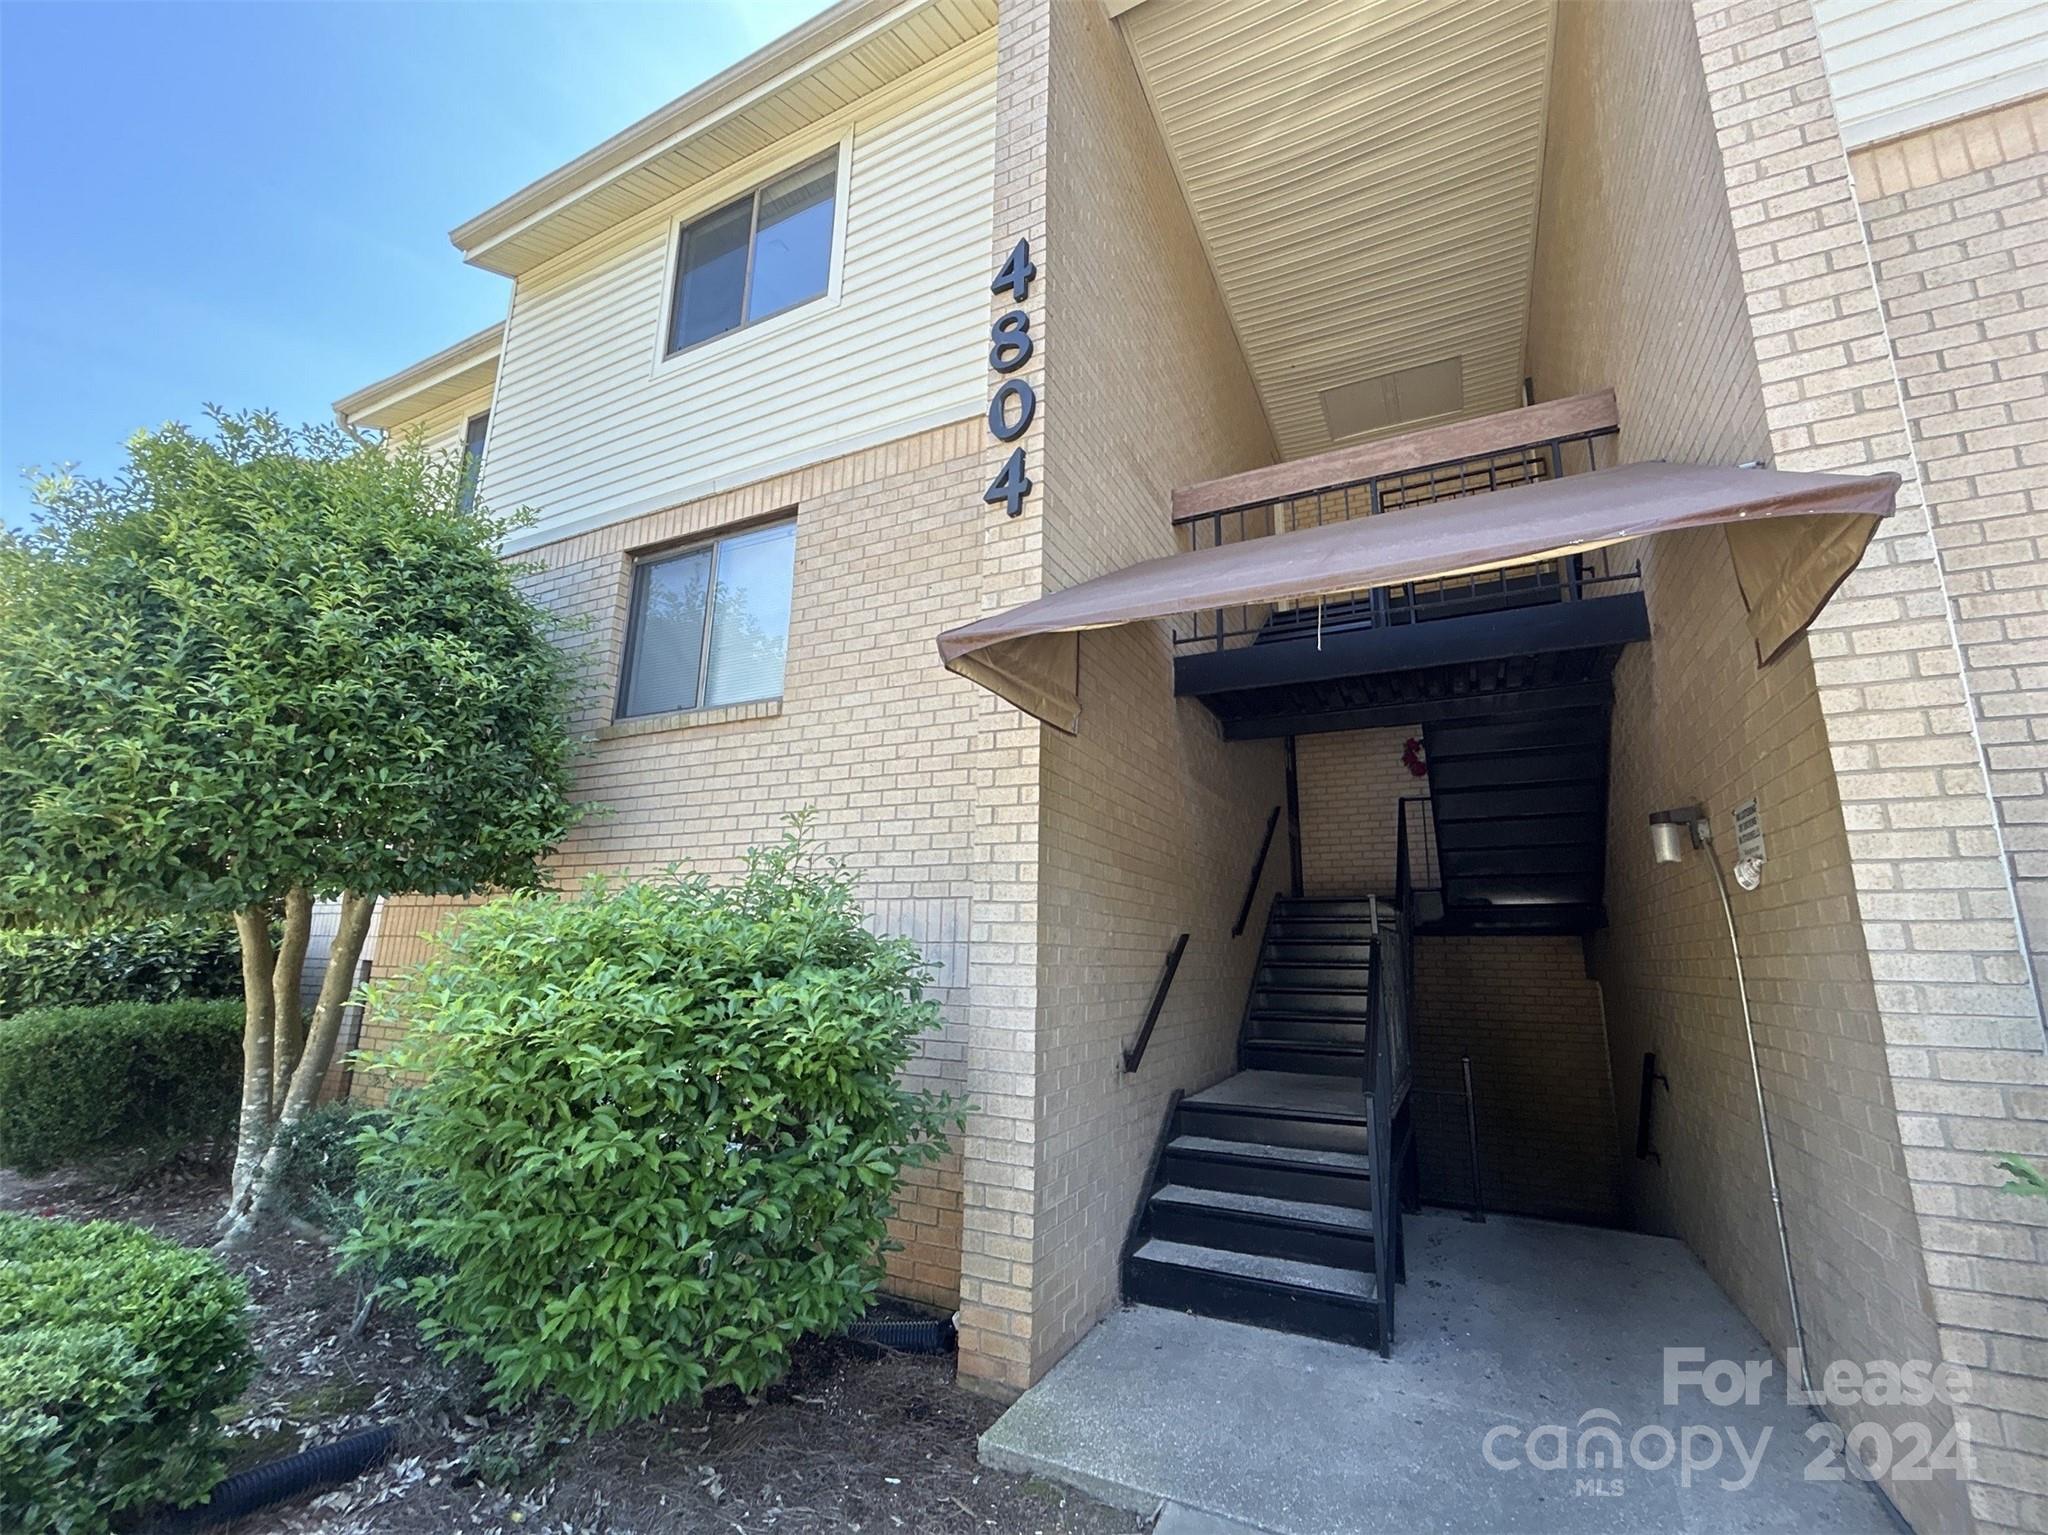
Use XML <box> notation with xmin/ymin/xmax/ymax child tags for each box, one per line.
<box><xmin>333</xmin><ymin>322</ymin><xmax>505</xmax><ymax>430</ymax></box>
<box><xmin>447</xmin><ymin>0</ymin><xmax>911</xmax><ymax>275</ymax></box>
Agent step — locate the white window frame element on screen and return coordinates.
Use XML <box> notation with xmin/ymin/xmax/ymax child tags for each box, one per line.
<box><xmin>457</xmin><ymin>410</ymin><xmax>490</xmax><ymax>514</ymax></box>
<box><xmin>614</xmin><ymin>516</ymin><xmax>798</xmax><ymax>721</ymax></box>
<box><xmin>651</xmin><ymin>134</ymin><xmax>852</xmax><ymax>373</ymax></box>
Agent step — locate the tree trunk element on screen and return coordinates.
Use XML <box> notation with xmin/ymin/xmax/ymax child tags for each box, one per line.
<box><xmin>221</xmin><ymin>905</ymin><xmax>278</xmax><ymax>1228</ymax></box>
<box><xmin>271</xmin><ymin>887</ymin><xmax>312</xmax><ymax>1104</ymax></box>
<box><xmin>218</xmin><ymin>891</ymin><xmax>376</xmax><ymax>1248</ymax></box>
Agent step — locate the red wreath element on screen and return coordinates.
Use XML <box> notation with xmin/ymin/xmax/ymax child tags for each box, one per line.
<box><xmin>1402</xmin><ymin>737</ymin><xmax>1428</xmax><ymax>778</ymax></box>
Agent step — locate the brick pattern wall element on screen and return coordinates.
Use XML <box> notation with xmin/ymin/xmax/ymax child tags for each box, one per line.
<box><xmin>1597</xmin><ymin>521</ymin><xmax>1946</xmax><ymax>1441</ymax></box>
<box><xmin>367</xmin><ymin>420</ymin><xmax>988</xmax><ymax>1310</ymax></box>
<box><xmin>1843</xmin><ymin>94</ymin><xmax>2048</xmax><ymax>1535</ymax></box>
<box><xmin>1295</xmin><ymin>727</ymin><xmax>1427</xmax><ymax>898</ymax></box>
<box><xmin>951</xmin><ymin>0</ymin><xmax>1053</xmax><ymax>1398</ymax></box>
<box><xmin>1413</xmin><ymin>937</ymin><xmax>1620</xmax><ymax>1224</ymax></box>
<box><xmin>1849</xmin><ymin>98</ymin><xmax>2048</xmax><ymax>1011</ymax></box>
<box><xmin>1024</xmin><ymin>0</ymin><xmax>1284</xmax><ymax>1380</ymax></box>
<box><xmin>1531</xmin><ymin>3</ymin><xmax>1964</xmax><ymax>1528</ymax></box>
<box><xmin>1695</xmin><ymin>3</ymin><xmax>2047</xmax><ymax>1526</ymax></box>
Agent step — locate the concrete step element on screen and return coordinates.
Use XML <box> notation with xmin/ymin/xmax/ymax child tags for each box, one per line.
<box><xmin>1126</xmin><ymin>1238</ymin><xmax>1380</xmax><ymax>1349</ymax></box>
<box><xmin>1257</xmin><ymin>961</ymin><xmax>1374</xmax><ymax>989</ymax></box>
<box><xmin>1276</xmin><ymin>898</ymin><xmax>1389</xmax><ymax>919</ymax></box>
<box><xmin>1271</xmin><ymin>919</ymin><xmax>1379</xmax><ymax>943</ymax></box>
<box><xmin>1149</xmin><ymin>1183</ymin><xmax>1375</xmax><ymax>1270</ymax></box>
<box><xmin>1160</xmin><ymin>1134</ymin><xmax>1373</xmax><ymax>1210</ymax></box>
<box><xmin>1262</xmin><ymin>939</ymin><xmax>1375</xmax><ymax>964</ymax></box>
<box><xmin>1180</xmin><ymin>1071</ymin><xmax>1369</xmax><ymax>1154</ymax></box>
<box><xmin>1243</xmin><ymin>1039</ymin><xmax>1368</xmax><ymax>1077</ymax></box>
<box><xmin>1251</xmin><ymin>986</ymin><xmax>1372</xmax><ymax>1018</ymax></box>
<box><xmin>1247</xmin><ymin>1014</ymin><xmax>1369</xmax><ymax>1045</ymax></box>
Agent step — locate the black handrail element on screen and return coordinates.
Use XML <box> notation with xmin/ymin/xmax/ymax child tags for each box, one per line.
<box><xmin>1367</xmin><ymin>943</ymin><xmax>1396</xmax><ymax>1357</ymax></box>
<box><xmin>1121</xmin><ymin>933</ymin><xmax>1190</xmax><ymax>1075</ymax></box>
<box><xmin>1232</xmin><ymin>807</ymin><xmax>1282</xmax><ymax>937</ymax></box>
<box><xmin>1361</xmin><ymin>795</ymin><xmax>1434</xmax><ymax>1353</ymax></box>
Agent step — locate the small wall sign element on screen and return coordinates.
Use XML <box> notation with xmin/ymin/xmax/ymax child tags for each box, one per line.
<box><xmin>1732</xmin><ymin>798</ymin><xmax>1765</xmax><ymax>863</ymax></box>
<box><xmin>1731</xmin><ymin>797</ymin><xmax>1766</xmax><ymax>890</ymax></box>
<box><xmin>984</xmin><ymin>238</ymin><xmax>1036</xmax><ymax>518</ymax></box>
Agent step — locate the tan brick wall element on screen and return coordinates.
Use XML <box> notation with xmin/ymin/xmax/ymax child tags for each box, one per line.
<box><xmin>1022</xmin><ymin>0</ymin><xmax>1285</xmax><ymax>1380</ymax></box>
<box><xmin>367</xmin><ymin>419</ymin><xmax>988</xmax><ymax>1311</ymax></box>
<box><xmin>1531</xmin><ymin>3</ymin><xmax>1964</xmax><ymax>1527</ymax></box>
<box><xmin>1842</xmin><ymin>93</ymin><xmax>2048</xmax><ymax>1534</ymax></box>
<box><xmin>1413</xmin><ymin>936</ymin><xmax>1620</xmax><ymax>1223</ymax></box>
<box><xmin>1295</xmin><ymin>727</ymin><xmax>1428</xmax><ymax>898</ymax></box>
<box><xmin>1694</xmin><ymin>3</ymin><xmax>2048</xmax><ymax>1525</ymax></box>
<box><xmin>951</xmin><ymin>0</ymin><xmax>1053</xmax><ymax>1397</ymax></box>
<box><xmin>1848</xmin><ymin>95</ymin><xmax>2048</xmax><ymax>1013</ymax></box>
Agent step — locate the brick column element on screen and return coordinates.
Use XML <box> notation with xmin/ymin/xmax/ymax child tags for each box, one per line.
<box><xmin>1694</xmin><ymin>3</ymin><xmax>2048</xmax><ymax>1528</ymax></box>
<box><xmin>954</xmin><ymin>0</ymin><xmax>1052</xmax><ymax>1398</ymax></box>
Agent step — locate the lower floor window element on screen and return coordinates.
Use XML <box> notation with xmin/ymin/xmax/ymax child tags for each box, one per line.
<box><xmin>617</xmin><ymin>519</ymin><xmax>796</xmax><ymax>718</ymax></box>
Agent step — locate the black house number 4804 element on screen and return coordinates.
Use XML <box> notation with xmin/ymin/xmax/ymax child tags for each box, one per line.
<box><xmin>984</xmin><ymin>238</ymin><xmax>1036</xmax><ymax>518</ymax></box>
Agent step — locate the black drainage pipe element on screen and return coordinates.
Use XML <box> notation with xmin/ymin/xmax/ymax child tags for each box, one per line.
<box><xmin>154</xmin><ymin>1424</ymin><xmax>397</xmax><ymax>1529</ymax></box>
<box><xmin>846</xmin><ymin>1316</ymin><xmax>954</xmax><ymax>1353</ymax></box>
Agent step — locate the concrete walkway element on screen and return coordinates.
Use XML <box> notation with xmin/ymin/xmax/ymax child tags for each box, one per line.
<box><xmin>982</xmin><ymin>1213</ymin><xmax>1908</xmax><ymax>1534</ymax></box>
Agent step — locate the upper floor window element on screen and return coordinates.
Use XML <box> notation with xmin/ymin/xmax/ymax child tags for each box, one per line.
<box><xmin>666</xmin><ymin>153</ymin><xmax>838</xmax><ymax>355</ymax></box>
<box><xmin>458</xmin><ymin>411</ymin><xmax>489</xmax><ymax>513</ymax></box>
<box><xmin>616</xmin><ymin>520</ymin><xmax>797</xmax><ymax>719</ymax></box>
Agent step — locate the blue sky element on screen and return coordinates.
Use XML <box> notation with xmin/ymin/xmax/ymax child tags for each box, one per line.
<box><xmin>0</xmin><ymin>0</ymin><xmax>826</xmax><ymax>527</ymax></box>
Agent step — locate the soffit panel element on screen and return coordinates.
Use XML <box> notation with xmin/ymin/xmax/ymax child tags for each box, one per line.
<box><xmin>465</xmin><ymin>0</ymin><xmax>996</xmax><ymax>276</ymax></box>
<box><xmin>1119</xmin><ymin>0</ymin><xmax>1556</xmax><ymax>459</ymax></box>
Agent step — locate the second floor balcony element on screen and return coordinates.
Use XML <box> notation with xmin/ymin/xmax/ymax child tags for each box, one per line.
<box><xmin>1168</xmin><ymin>391</ymin><xmax>1651</xmax><ymax>739</ymax></box>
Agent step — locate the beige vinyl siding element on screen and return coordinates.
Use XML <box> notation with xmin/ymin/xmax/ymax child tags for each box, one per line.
<box><xmin>1813</xmin><ymin>0</ymin><xmax>2048</xmax><ymax>146</ymax></box>
<box><xmin>384</xmin><ymin>384</ymin><xmax>494</xmax><ymax>464</ymax></box>
<box><xmin>480</xmin><ymin>37</ymin><xmax>996</xmax><ymax>553</ymax></box>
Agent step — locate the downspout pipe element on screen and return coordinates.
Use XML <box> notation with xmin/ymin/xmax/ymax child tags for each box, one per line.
<box><xmin>1688</xmin><ymin>813</ymin><xmax>1816</xmax><ymax>1399</ymax></box>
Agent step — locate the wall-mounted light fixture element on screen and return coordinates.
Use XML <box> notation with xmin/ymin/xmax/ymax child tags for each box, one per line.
<box><xmin>1645</xmin><ymin>800</ymin><xmax>1813</xmax><ymax>1397</ymax></box>
<box><xmin>1648</xmin><ymin>805</ymin><xmax>1705</xmax><ymax>865</ymax></box>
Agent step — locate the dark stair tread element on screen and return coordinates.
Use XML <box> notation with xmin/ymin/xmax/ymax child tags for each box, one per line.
<box><xmin>1255</xmin><ymin>983</ymin><xmax>1373</xmax><ymax>996</ymax></box>
<box><xmin>1151</xmin><ymin>1183</ymin><xmax>1372</xmax><ymax>1232</ymax></box>
<box><xmin>1131</xmin><ymin>1238</ymin><xmax>1377</xmax><ymax>1302</ymax></box>
<box><xmin>1166</xmin><ymin>1135</ymin><xmax>1373</xmax><ymax>1176</ymax></box>
<box><xmin>1248</xmin><ymin>1012</ymin><xmax>1368</xmax><ymax>1027</ymax></box>
<box><xmin>1185</xmin><ymin>1070</ymin><xmax>1367</xmax><ymax>1121</ymax></box>
<box><xmin>1418</xmin><ymin>906</ymin><xmax>1606</xmax><ymax>936</ymax></box>
<box><xmin>1247</xmin><ymin>1018</ymin><xmax>1369</xmax><ymax>1037</ymax></box>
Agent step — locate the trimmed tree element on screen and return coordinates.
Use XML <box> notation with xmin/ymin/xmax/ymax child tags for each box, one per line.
<box><xmin>0</xmin><ymin>410</ymin><xmax>578</xmax><ymax>1243</ymax></box>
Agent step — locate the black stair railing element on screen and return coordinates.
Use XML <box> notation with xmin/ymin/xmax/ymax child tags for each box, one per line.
<box><xmin>1365</xmin><ymin>939</ymin><xmax>1397</xmax><ymax>1357</ymax></box>
<box><xmin>1363</xmin><ymin>799</ymin><xmax>1429</xmax><ymax>1354</ymax></box>
<box><xmin>1121</xmin><ymin>933</ymin><xmax>1190</xmax><ymax>1075</ymax></box>
<box><xmin>1232</xmin><ymin>806</ymin><xmax>1282</xmax><ymax>937</ymax></box>
<box><xmin>1393</xmin><ymin>799</ymin><xmax>1425</xmax><ymax>1072</ymax></box>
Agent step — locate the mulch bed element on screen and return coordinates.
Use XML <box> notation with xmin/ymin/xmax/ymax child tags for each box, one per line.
<box><xmin>1</xmin><ymin>1165</ymin><xmax>1144</xmax><ymax>1535</ymax></box>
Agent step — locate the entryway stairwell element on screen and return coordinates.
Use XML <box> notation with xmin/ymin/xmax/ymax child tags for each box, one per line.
<box><xmin>1122</xmin><ymin>895</ymin><xmax>1416</xmax><ymax>1355</ymax></box>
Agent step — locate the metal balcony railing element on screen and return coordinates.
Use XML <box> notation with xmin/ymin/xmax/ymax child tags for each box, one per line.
<box><xmin>1170</xmin><ymin>421</ymin><xmax>1638</xmax><ymax>654</ymax></box>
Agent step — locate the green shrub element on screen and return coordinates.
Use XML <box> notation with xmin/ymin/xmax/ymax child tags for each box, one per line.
<box><xmin>0</xmin><ymin>920</ymin><xmax>241</xmax><ymax>1018</ymax></box>
<box><xmin>343</xmin><ymin>818</ymin><xmax>962</xmax><ymax>1427</ymax></box>
<box><xmin>0</xmin><ymin>1000</ymin><xmax>241</xmax><ymax>1173</ymax></box>
<box><xmin>0</xmin><ymin>1214</ymin><xmax>256</xmax><ymax>1531</ymax></box>
<box><xmin>273</xmin><ymin>1101</ymin><xmax>388</xmax><ymax>1229</ymax></box>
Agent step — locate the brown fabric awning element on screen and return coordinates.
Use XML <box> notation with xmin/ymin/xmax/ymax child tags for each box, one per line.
<box><xmin>937</xmin><ymin>459</ymin><xmax>1898</xmax><ymax>732</ymax></box>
